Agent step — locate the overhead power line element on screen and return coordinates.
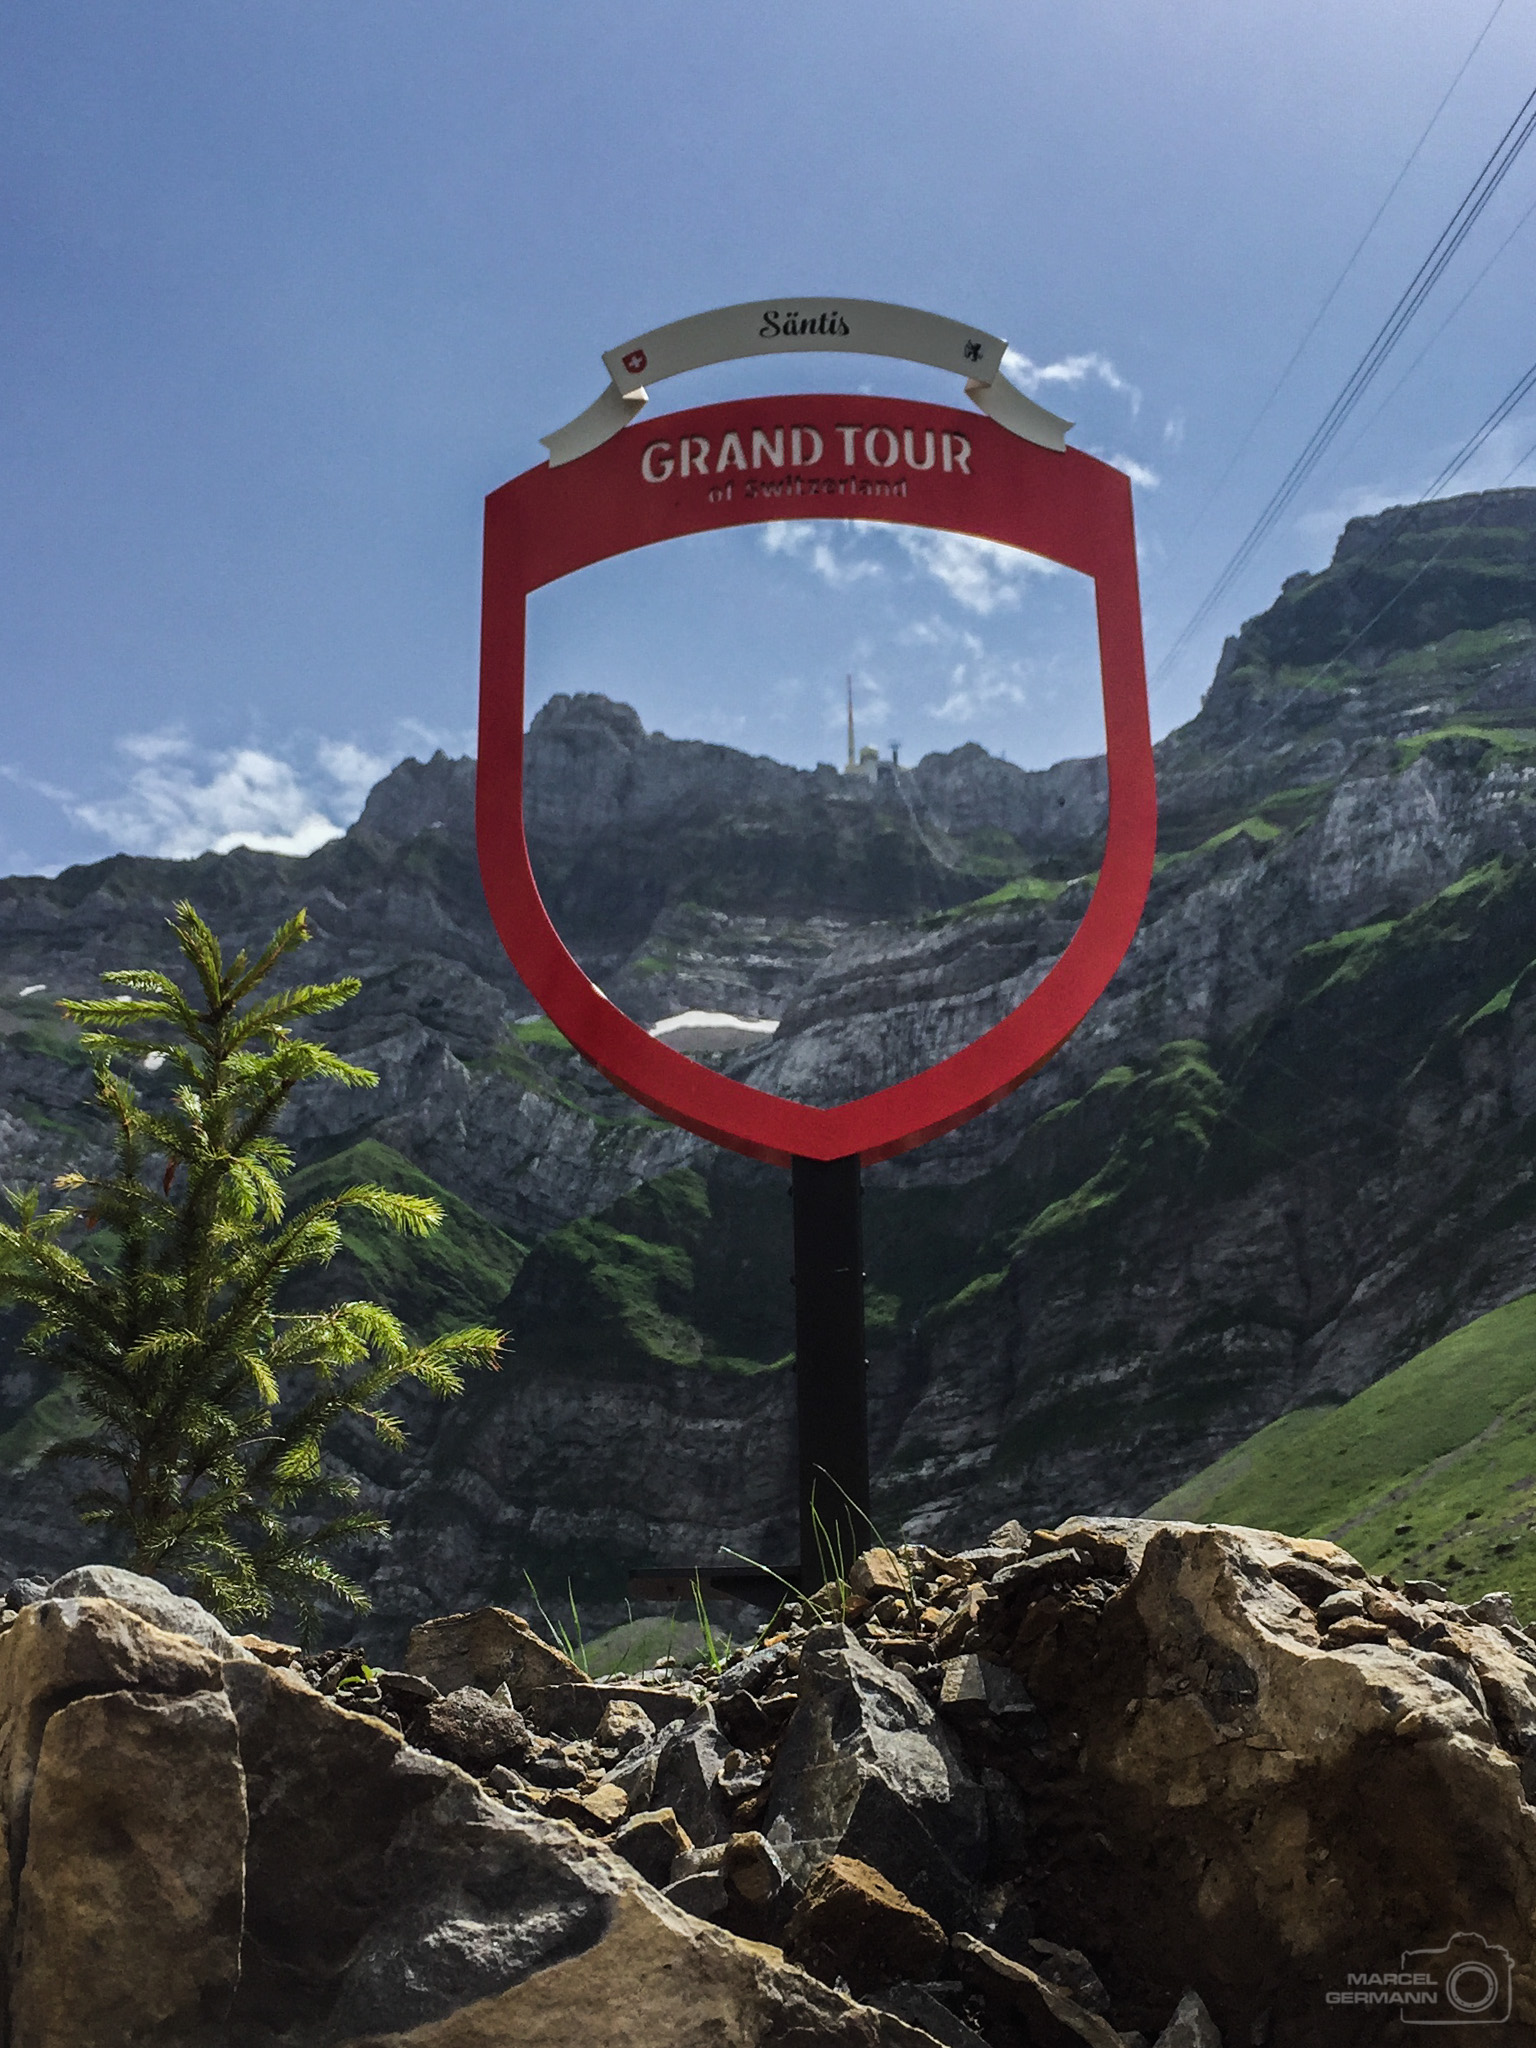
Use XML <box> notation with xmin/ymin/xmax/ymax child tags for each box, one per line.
<box><xmin>1169</xmin><ymin>0</ymin><xmax>1509</xmax><ymax>564</ymax></box>
<box><xmin>1307</xmin><ymin>355</ymin><xmax>1536</xmax><ymax>673</ymax></box>
<box><xmin>1421</xmin><ymin>355</ymin><xmax>1536</xmax><ymax>499</ymax></box>
<box><xmin>1175</xmin><ymin>361</ymin><xmax>1536</xmax><ymax>790</ymax></box>
<box><xmin>1156</xmin><ymin>76</ymin><xmax>1536</xmax><ymax>686</ymax></box>
<box><xmin>1319</xmin><ymin>187</ymin><xmax>1536</xmax><ymax>484</ymax></box>
<box><xmin>1135</xmin><ymin>374</ymin><xmax>1536</xmax><ymax>1152</ymax></box>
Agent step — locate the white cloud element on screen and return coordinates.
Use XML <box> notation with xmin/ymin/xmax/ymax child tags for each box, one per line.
<box><xmin>1002</xmin><ymin>347</ymin><xmax>1141</xmax><ymax>416</ymax></box>
<box><xmin>71</xmin><ymin>740</ymin><xmax>340</xmax><ymax>859</ymax></box>
<box><xmin>316</xmin><ymin>738</ymin><xmax>393</xmax><ymax>811</ymax></box>
<box><xmin>119</xmin><ymin>730</ymin><xmax>191</xmax><ymax>765</ymax></box>
<box><xmin>1294</xmin><ymin>484</ymin><xmax>1402</xmax><ymax>548</ymax></box>
<box><xmin>1427</xmin><ymin>413</ymin><xmax>1536</xmax><ymax>496</ymax></box>
<box><xmin>1103</xmin><ymin>452</ymin><xmax>1160</xmax><ymax>490</ymax></box>
<box><xmin>694</xmin><ymin>704</ymin><xmax>751</xmax><ymax>743</ymax></box>
<box><xmin>894</xmin><ymin>612</ymin><xmax>1102</xmax><ymax>733</ymax></box>
<box><xmin>928</xmin><ymin>663</ymin><xmax>1031</xmax><ymax>725</ymax></box>
<box><xmin>763</xmin><ymin>517</ymin><xmax>1061</xmax><ymax>615</ymax></box>
<box><xmin>396</xmin><ymin>715</ymin><xmax>477</xmax><ymax>759</ymax></box>
<box><xmin>63</xmin><ymin>730</ymin><xmax>398</xmax><ymax>861</ymax></box>
<box><xmin>761</xmin><ymin>521</ymin><xmax>883</xmax><ymax>588</ymax></box>
<box><xmin>892</xmin><ymin>530</ymin><xmax>1058</xmax><ymax>615</ymax></box>
<box><xmin>1163</xmin><ymin>410</ymin><xmax>1187</xmax><ymax>451</ymax></box>
<box><xmin>898</xmin><ymin>616</ymin><xmax>986</xmax><ymax>658</ymax></box>
<box><xmin>0</xmin><ymin>842</ymin><xmax>63</xmax><ymax>881</ymax></box>
<box><xmin>895</xmin><ymin>619</ymin><xmax>1033</xmax><ymax>725</ymax></box>
<box><xmin>0</xmin><ymin>760</ymin><xmax>75</xmax><ymax>807</ymax></box>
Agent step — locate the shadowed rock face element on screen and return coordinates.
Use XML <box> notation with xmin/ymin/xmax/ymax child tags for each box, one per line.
<box><xmin>767</xmin><ymin>1627</ymin><xmax>987</xmax><ymax>1928</ymax></box>
<box><xmin>5</xmin><ymin>492</ymin><xmax>1536</xmax><ymax>1632</ymax></box>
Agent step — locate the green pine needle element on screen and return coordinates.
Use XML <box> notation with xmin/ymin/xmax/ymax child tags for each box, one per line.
<box><xmin>0</xmin><ymin>901</ymin><xmax>504</xmax><ymax>1634</ymax></box>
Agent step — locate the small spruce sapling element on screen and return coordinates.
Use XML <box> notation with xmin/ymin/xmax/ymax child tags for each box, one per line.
<box><xmin>0</xmin><ymin>902</ymin><xmax>502</xmax><ymax>1636</ymax></box>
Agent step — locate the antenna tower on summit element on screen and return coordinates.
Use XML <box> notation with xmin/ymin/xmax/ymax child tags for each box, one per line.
<box><xmin>845</xmin><ymin>674</ymin><xmax>856</xmax><ymax>773</ymax></box>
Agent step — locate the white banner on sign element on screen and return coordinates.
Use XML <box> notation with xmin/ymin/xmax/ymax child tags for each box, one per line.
<box><xmin>541</xmin><ymin>298</ymin><xmax>1071</xmax><ymax>467</ymax></box>
<box><xmin>603</xmin><ymin>301</ymin><xmax>1006</xmax><ymax>394</ymax></box>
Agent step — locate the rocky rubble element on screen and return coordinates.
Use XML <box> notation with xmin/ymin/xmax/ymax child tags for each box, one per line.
<box><xmin>4</xmin><ymin>1513</ymin><xmax>1535</xmax><ymax>2044</ymax></box>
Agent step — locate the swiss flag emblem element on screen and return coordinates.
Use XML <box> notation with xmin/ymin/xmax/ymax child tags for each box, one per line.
<box><xmin>622</xmin><ymin>349</ymin><xmax>647</xmax><ymax>376</ymax></box>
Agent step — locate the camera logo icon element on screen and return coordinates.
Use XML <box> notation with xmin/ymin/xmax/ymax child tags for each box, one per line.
<box><xmin>1402</xmin><ymin>1933</ymin><xmax>1513</xmax><ymax>2026</ymax></box>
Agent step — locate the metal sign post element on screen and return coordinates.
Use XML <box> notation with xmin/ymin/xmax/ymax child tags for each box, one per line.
<box><xmin>476</xmin><ymin>300</ymin><xmax>1158</xmax><ymax>1599</ymax></box>
<box><xmin>792</xmin><ymin>1154</ymin><xmax>870</xmax><ymax>1581</ymax></box>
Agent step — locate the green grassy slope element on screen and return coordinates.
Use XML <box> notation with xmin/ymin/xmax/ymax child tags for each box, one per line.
<box><xmin>501</xmin><ymin>1167</ymin><xmax>792</xmax><ymax>1376</ymax></box>
<box><xmin>0</xmin><ymin>1141</ymin><xmax>524</xmax><ymax>1476</ymax></box>
<box><xmin>284</xmin><ymin>1139</ymin><xmax>526</xmax><ymax>1339</ymax></box>
<box><xmin>0</xmin><ymin>1384</ymin><xmax>89</xmax><ymax>1473</ymax></box>
<box><xmin>1150</xmin><ymin>1292</ymin><xmax>1536</xmax><ymax>1616</ymax></box>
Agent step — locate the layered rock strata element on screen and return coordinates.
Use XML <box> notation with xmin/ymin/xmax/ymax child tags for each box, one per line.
<box><xmin>5</xmin><ymin>492</ymin><xmax>1536</xmax><ymax>1624</ymax></box>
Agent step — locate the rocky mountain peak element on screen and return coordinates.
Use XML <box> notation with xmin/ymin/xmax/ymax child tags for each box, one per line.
<box><xmin>1218</xmin><ymin>484</ymin><xmax>1536</xmax><ymax>676</ymax></box>
<box><xmin>530</xmin><ymin>691</ymin><xmax>648</xmax><ymax>745</ymax></box>
<box><xmin>354</xmin><ymin>748</ymin><xmax>475</xmax><ymax>846</ymax></box>
<box><xmin>1157</xmin><ymin>488</ymin><xmax>1536</xmax><ymax>840</ymax></box>
<box><xmin>1330</xmin><ymin>483</ymin><xmax>1536</xmax><ymax>566</ymax></box>
<box><xmin>910</xmin><ymin>743</ymin><xmax>1105</xmax><ymax>851</ymax></box>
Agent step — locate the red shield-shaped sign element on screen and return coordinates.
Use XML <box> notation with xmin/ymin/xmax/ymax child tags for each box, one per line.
<box><xmin>478</xmin><ymin>393</ymin><xmax>1155</xmax><ymax>1167</ymax></box>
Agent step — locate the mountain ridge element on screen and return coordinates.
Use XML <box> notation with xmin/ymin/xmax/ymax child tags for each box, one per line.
<box><xmin>4</xmin><ymin>487</ymin><xmax>1536</xmax><ymax>1644</ymax></box>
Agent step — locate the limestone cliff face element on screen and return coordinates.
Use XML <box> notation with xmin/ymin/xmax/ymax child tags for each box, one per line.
<box><xmin>4</xmin><ymin>491</ymin><xmax>1536</xmax><ymax>1638</ymax></box>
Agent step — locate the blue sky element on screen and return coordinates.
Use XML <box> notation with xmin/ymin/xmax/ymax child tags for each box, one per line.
<box><xmin>3</xmin><ymin>1</ymin><xmax>1535</xmax><ymax>875</ymax></box>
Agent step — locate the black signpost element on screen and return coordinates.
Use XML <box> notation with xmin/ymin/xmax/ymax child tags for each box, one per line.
<box><xmin>479</xmin><ymin>297</ymin><xmax>1157</xmax><ymax>1623</ymax></box>
<box><xmin>627</xmin><ymin>1156</ymin><xmax>871</xmax><ymax>1605</ymax></box>
<box><xmin>790</xmin><ymin>1154</ymin><xmax>871</xmax><ymax>1579</ymax></box>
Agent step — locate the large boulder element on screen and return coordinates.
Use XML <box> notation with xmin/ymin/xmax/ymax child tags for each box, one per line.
<box><xmin>335</xmin><ymin>1887</ymin><xmax>941</xmax><ymax>2046</ymax></box>
<box><xmin>10</xmin><ymin>1687</ymin><xmax>246</xmax><ymax>2048</ymax></box>
<box><xmin>954</xmin><ymin>1934</ymin><xmax>1124</xmax><ymax>2048</ymax></box>
<box><xmin>783</xmin><ymin>1854</ymin><xmax>947</xmax><ymax>1995</ymax></box>
<box><xmin>45</xmin><ymin>1565</ymin><xmax>254</xmax><ymax>1662</ymax></box>
<box><xmin>979</xmin><ymin>1518</ymin><xmax>1536</xmax><ymax>2038</ymax></box>
<box><xmin>409</xmin><ymin>1687</ymin><xmax>536</xmax><ymax>1774</ymax></box>
<box><xmin>17</xmin><ymin>1521</ymin><xmax>1536</xmax><ymax>2044</ymax></box>
<box><xmin>403</xmin><ymin>1606</ymin><xmax>589</xmax><ymax>1708</ymax></box>
<box><xmin>765</xmin><ymin>1625</ymin><xmax>988</xmax><ymax>1928</ymax></box>
<box><xmin>0</xmin><ymin>1596</ymin><xmax>239</xmax><ymax>2046</ymax></box>
<box><xmin>648</xmin><ymin>1703</ymin><xmax>735</xmax><ymax>1849</ymax></box>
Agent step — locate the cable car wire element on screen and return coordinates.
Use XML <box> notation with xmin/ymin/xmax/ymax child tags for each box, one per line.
<box><xmin>1316</xmin><ymin>187</ymin><xmax>1536</xmax><ymax>488</ymax></box>
<box><xmin>1156</xmin><ymin>373</ymin><xmax>1536</xmax><ymax>814</ymax></box>
<box><xmin>1154</xmin><ymin>77</ymin><xmax>1536</xmax><ymax>687</ymax></box>
<box><xmin>1300</xmin><ymin>362</ymin><xmax>1536</xmax><ymax>680</ymax></box>
<box><xmin>1167</xmin><ymin>0</ymin><xmax>1509</xmax><ymax>567</ymax></box>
